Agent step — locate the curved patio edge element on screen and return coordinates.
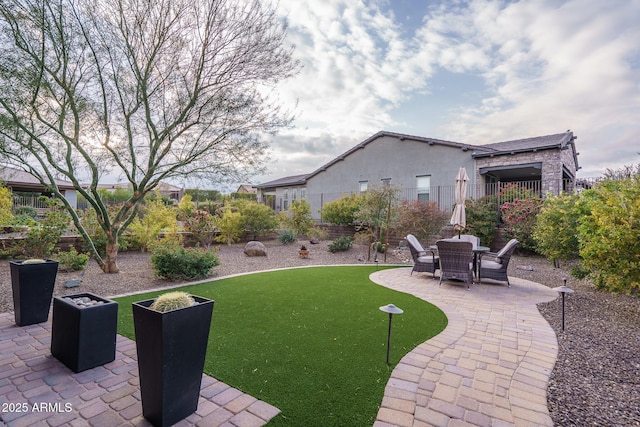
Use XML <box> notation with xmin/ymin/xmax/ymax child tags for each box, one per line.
<box><xmin>369</xmin><ymin>267</ymin><xmax>559</xmax><ymax>427</ymax></box>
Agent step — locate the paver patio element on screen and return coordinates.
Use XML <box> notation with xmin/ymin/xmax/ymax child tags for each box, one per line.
<box><xmin>371</xmin><ymin>268</ymin><xmax>559</xmax><ymax>427</ymax></box>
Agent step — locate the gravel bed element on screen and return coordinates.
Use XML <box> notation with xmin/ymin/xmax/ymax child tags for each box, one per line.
<box><xmin>1</xmin><ymin>240</ymin><xmax>639</xmax><ymax>426</ymax></box>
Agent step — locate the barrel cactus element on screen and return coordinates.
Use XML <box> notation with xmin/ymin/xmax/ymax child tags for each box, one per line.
<box><xmin>150</xmin><ymin>291</ymin><xmax>195</xmax><ymax>313</ymax></box>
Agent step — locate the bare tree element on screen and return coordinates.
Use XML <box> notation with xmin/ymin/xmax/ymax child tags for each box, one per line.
<box><xmin>0</xmin><ymin>0</ymin><xmax>298</xmax><ymax>272</ymax></box>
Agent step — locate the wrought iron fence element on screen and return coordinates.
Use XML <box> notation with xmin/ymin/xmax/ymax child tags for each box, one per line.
<box><xmin>269</xmin><ymin>178</ymin><xmax>593</xmax><ymax>220</ymax></box>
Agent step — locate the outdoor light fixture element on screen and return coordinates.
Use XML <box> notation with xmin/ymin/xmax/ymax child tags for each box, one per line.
<box><xmin>379</xmin><ymin>304</ymin><xmax>403</xmax><ymax>364</ymax></box>
<box><xmin>553</xmin><ymin>278</ymin><xmax>574</xmax><ymax>331</ymax></box>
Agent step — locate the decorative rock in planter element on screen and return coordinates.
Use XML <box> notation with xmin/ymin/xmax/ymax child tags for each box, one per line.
<box><xmin>10</xmin><ymin>259</ymin><xmax>59</xmax><ymax>326</ymax></box>
<box><xmin>50</xmin><ymin>293</ymin><xmax>118</xmax><ymax>373</ymax></box>
<box><xmin>133</xmin><ymin>293</ymin><xmax>214</xmax><ymax>427</ymax></box>
<box><xmin>244</xmin><ymin>240</ymin><xmax>267</xmax><ymax>257</ymax></box>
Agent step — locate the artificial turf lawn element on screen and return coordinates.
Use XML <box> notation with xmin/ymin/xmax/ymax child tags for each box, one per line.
<box><xmin>115</xmin><ymin>266</ymin><xmax>447</xmax><ymax>426</ymax></box>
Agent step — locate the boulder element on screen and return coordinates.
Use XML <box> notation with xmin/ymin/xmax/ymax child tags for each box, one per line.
<box><xmin>244</xmin><ymin>241</ymin><xmax>267</xmax><ymax>257</ymax></box>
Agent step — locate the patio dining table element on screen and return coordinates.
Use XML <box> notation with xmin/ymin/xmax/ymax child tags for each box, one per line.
<box><xmin>430</xmin><ymin>244</ymin><xmax>490</xmax><ymax>282</ymax></box>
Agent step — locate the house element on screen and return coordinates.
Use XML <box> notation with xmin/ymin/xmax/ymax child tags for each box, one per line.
<box><xmin>97</xmin><ymin>181</ymin><xmax>184</xmax><ymax>202</ymax></box>
<box><xmin>0</xmin><ymin>166</ymin><xmax>79</xmax><ymax>209</ymax></box>
<box><xmin>255</xmin><ymin>130</ymin><xmax>579</xmax><ymax>220</ymax></box>
<box><xmin>235</xmin><ymin>184</ymin><xmax>257</xmax><ymax>194</ymax></box>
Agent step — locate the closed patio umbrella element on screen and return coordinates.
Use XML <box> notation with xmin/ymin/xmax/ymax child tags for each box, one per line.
<box><xmin>450</xmin><ymin>167</ymin><xmax>469</xmax><ymax>237</ymax></box>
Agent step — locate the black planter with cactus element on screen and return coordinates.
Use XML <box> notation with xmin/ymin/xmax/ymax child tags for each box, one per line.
<box><xmin>132</xmin><ymin>292</ymin><xmax>214</xmax><ymax>427</ymax></box>
<box><xmin>10</xmin><ymin>258</ymin><xmax>59</xmax><ymax>326</ymax></box>
<box><xmin>50</xmin><ymin>293</ymin><xmax>118</xmax><ymax>373</ymax></box>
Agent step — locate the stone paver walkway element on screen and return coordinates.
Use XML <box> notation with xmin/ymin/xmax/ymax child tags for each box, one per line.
<box><xmin>0</xmin><ymin>312</ymin><xmax>279</xmax><ymax>427</ymax></box>
<box><xmin>370</xmin><ymin>268</ymin><xmax>559</xmax><ymax>427</ymax></box>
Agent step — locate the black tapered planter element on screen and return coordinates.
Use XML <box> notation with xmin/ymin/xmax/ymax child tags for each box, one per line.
<box><xmin>50</xmin><ymin>293</ymin><xmax>118</xmax><ymax>373</ymax></box>
<box><xmin>133</xmin><ymin>296</ymin><xmax>214</xmax><ymax>427</ymax></box>
<box><xmin>10</xmin><ymin>259</ymin><xmax>59</xmax><ymax>326</ymax></box>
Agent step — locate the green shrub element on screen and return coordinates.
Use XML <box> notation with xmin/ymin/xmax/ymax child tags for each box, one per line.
<box><xmin>283</xmin><ymin>200</ymin><xmax>314</xmax><ymax>237</ymax></box>
<box><xmin>577</xmin><ymin>179</ymin><xmax>640</xmax><ymax>293</ymax></box>
<box><xmin>0</xmin><ymin>185</ymin><xmax>13</xmax><ymax>225</ymax></box>
<box><xmin>11</xmin><ymin>206</ymin><xmax>38</xmax><ymax>220</ymax></box>
<box><xmin>23</xmin><ymin>198</ymin><xmax>70</xmax><ymax>258</ymax></box>
<box><xmin>321</xmin><ymin>193</ymin><xmax>363</xmax><ymax>225</ymax></box>
<box><xmin>500</xmin><ymin>197</ymin><xmax>543</xmax><ymax>253</ymax></box>
<box><xmin>532</xmin><ymin>193</ymin><xmax>581</xmax><ymax>266</ymax></box>
<box><xmin>464</xmin><ymin>196</ymin><xmax>498</xmax><ymax>247</ymax></box>
<box><xmin>213</xmin><ymin>203</ymin><xmax>243</xmax><ymax>245</ymax></box>
<box><xmin>278</xmin><ymin>228</ymin><xmax>297</xmax><ymax>244</ymax></box>
<box><xmin>328</xmin><ymin>236</ymin><xmax>354</xmax><ymax>253</ymax></box>
<box><xmin>54</xmin><ymin>247</ymin><xmax>89</xmax><ymax>271</ymax></box>
<box><xmin>128</xmin><ymin>195</ymin><xmax>177</xmax><ymax>252</ymax></box>
<box><xmin>151</xmin><ymin>244</ymin><xmax>219</xmax><ymax>281</ymax></box>
<box><xmin>394</xmin><ymin>199</ymin><xmax>449</xmax><ymax>242</ymax></box>
<box><xmin>235</xmin><ymin>200</ymin><xmax>279</xmax><ymax>240</ymax></box>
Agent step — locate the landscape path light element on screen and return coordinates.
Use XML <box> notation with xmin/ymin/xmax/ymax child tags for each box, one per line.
<box><xmin>553</xmin><ymin>278</ymin><xmax>574</xmax><ymax>331</ymax></box>
<box><xmin>379</xmin><ymin>304</ymin><xmax>403</xmax><ymax>364</ymax></box>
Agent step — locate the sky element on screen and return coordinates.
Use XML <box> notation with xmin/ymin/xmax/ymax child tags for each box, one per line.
<box><xmin>247</xmin><ymin>0</ymin><xmax>640</xmax><ymax>187</ymax></box>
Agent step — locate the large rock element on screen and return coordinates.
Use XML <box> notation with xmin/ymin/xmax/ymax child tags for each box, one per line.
<box><xmin>244</xmin><ymin>241</ymin><xmax>267</xmax><ymax>257</ymax></box>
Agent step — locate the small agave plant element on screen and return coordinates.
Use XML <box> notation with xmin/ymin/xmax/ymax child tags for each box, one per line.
<box><xmin>149</xmin><ymin>291</ymin><xmax>195</xmax><ymax>313</ymax></box>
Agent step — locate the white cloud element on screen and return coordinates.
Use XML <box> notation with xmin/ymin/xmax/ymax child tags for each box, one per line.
<box><xmin>252</xmin><ymin>0</ymin><xmax>640</xmax><ymax>185</ymax></box>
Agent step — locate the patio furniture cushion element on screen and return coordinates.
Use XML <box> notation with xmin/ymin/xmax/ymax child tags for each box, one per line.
<box><xmin>406</xmin><ymin>234</ymin><xmax>439</xmax><ymax>278</ymax></box>
<box><xmin>478</xmin><ymin>239</ymin><xmax>519</xmax><ymax>287</ymax></box>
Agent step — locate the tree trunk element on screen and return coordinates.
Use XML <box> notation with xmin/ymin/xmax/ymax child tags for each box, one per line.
<box><xmin>103</xmin><ymin>241</ymin><xmax>120</xmax><ymax>273</ymax></box>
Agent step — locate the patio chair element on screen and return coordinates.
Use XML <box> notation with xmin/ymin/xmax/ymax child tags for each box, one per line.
<box><xmin>477</xmin><ymin>239</ymin><xmax>519</xmax><ymax>287</ymax></box>
<box><xmin>406</xmin><ymin>234</ymin><xmax>439</xmax><ymax>279</ymax></box>
<box><xmin>455</xmin><ymin>234</ymin><xmax>479</xmax><ymax>249</ymax></box>
<box><xmin>436</xmin><ymin>239</ymin><xmax>474</xmax><ymax>289</ymax></box>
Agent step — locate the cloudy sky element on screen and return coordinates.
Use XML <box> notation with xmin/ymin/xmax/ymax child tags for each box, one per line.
<box><xmin>249</xmin><ymin>0</ymin><xmax>640</xmax><ymax>186</ymax></box>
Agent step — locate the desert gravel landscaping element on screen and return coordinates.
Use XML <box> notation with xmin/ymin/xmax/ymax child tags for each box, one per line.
<box><xmin>1</xmin><ymin>239</ymin><xmax>639</xmax><ymax>426</ymax></box>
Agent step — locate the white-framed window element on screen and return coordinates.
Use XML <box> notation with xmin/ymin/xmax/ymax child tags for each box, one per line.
<box><xmin>292</xmin><ymin>189</ymin><xmax>297</xmax><ymax>201</ymax></box>
<box><xmin>381</xmin><ymin>178</ymin><xmax>391</xmax><ymax>186</ymax></box>
<box><xmin>417</xmin><ymin>175</ymin><xmax>430</xmax><ymax>202</ymax></box>
<box><xmin>283</xmin><ymin>190</ymin><xmax>289</xmax><ymax>210</ymax></box>
<box><xmin>359</xmin><ymin>181</ymin><xmax>368</xmax><ymax>193</ymax></box>
<box><xmin>301</xmin><ymin>188</ymin><xmax>306</xmax><ymax>199</ymax></box>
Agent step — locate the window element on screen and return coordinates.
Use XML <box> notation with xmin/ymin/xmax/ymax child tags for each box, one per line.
<box><xmin>283</xmin><ymin>190</ymin><xmax>289</xmax><ymax>210</ymax></box>
<box><xmin>292</xmin><ymin>189</ymin><xmax>297</xmax><ymax>201</ymax></box>
<box><xmin>417</xmin><ymin>175</ymin><xmax>430</xmax><ymax>202</ymax></box>
<box><xmin>381</xmin><ymin>178</ymin><xmax>391</xmax><ymax>186</ymax></box>
<box><xmin>359</xmin><ymin>181</ymin><xmax>368</xmax><ymax>193</ymax></box>
<box><xmin>301</xmin><ymin>188</ymin><xmax>306</xmax><ymax>199</ymax></box>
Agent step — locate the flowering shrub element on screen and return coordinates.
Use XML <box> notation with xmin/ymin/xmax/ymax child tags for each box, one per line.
<box><xmin>184</xmin><ymin>209</ymin><xmax>217</xmax><ymax>248</ymax></box>
<box><xmin>500</xmin><ymin>197</ymin><xmax>543</xmax><ymax>253</ymax></box>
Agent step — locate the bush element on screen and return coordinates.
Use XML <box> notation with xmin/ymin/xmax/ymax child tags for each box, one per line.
<box><xmin>532</xmin><ymin>193</ymin><xmax>581</xmax><ymax>265</ymax></box>
<box><xmin>184</xmin><ymin>209</ymin><xmax>217</xmax><ymax>248</ymax></box>
<box><xmin>321</xmin><ymin>193</ymin><xmax>363</xmax><ymax>225</ymax></box>
<box><xmin>464</xmin><ymin>196</ymin><xmax>499</xmax><ymax>248</ymax></box>
<box><xmin>500</xmin><ymin>197</ymin><xmax>543</xmax><ymax>253</ymax></box>
<box><xmin>235</xmin><ymin>200</ymin><xmax>279</xmax><ymax>240</ymax></box>
<box><xmin>577</xmin><ymin>179</ymin><xmax>640</xmax><ymax>293</ymax></box>
<box><xmin>0</xmin><ymin>185</ymin><xmax>13</xmax><ymax>225</ymax></box>
<box><xmin>128</xmin><ymin>196</ymin><xmax>177</xmax><ymax>251</ymax></box>
<box><xmin>394</xmin><ymin>200</ymin><xmax>449</xmax><ymax>242</ymax></box>
<box><xmin>283</xmin><ymin>200</ymin><xmax>314</xmax><ymax>237</ymax></box>
<box><xmin>328</xmin><ymin>236</ymin><xmax>354</xmax><ymax>253</ymax></box>
<box><xmin>214</xmin><ymin>203</ymin><xmax>243</xmax><ymax>245</ymax></box>
<box><xmin>22</xmin><ymin>198</ymin><xmax>70</xmax><ymax>258</ymax></box>
<box><xmin>278</xmin><ymin>228</ymin><xmax>297</xmax><ymax>244</ymax></box>
<box><xmin>151</xmin><ymin>244</ymin><xmax>219</xmax><ymax>281</ymax></box>
<box><xmin>54</xmin><ymin>247</ymin><xmax>89</xmax><ymax>271</ymax></box>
